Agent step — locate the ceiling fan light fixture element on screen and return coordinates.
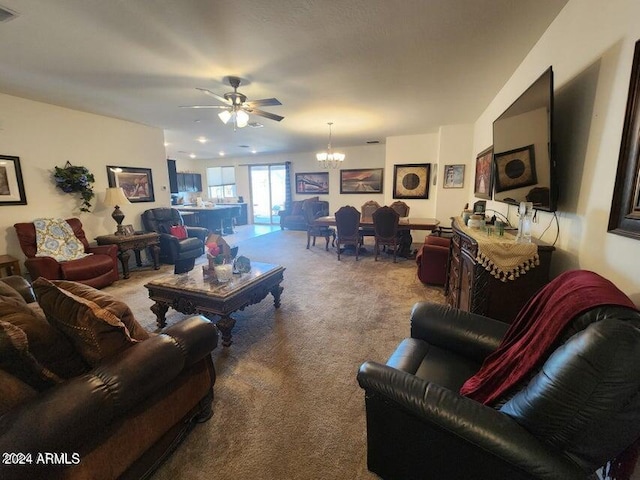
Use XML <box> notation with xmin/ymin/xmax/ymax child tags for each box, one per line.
<box><xmin>218</xmin><ymin>110</ymin><xmax>232</xmax><ymax>124</ymax></box>
<box><xmin>317</xmin><ymin>122</ymin><xmax>345</xmax><ymax>169</ymax></box>
<box><xmin>236</xmin><ymin>109</ymin><xmax>249</xmax><ymax>128</ymax></box>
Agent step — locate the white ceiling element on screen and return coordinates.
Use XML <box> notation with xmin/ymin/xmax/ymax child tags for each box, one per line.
<box><xmin>0</xmin><ymin>0</ymin><xmax>568</xmax><ymax>160</ymax></box>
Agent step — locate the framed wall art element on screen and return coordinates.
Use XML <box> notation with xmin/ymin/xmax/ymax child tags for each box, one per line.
<box><xmin>443</xmin><ymin>164</ymin><xmax>465</xmax><ymax>189</ymax></box>
<box><xmin>0</xmin><ymin>154</ymin><xmax>27</xmax><ymax>205</ymax></box>
<box><xmin>493</xmin><ymin>145</ymin><xmax>537</xmax><ymax>193</ymax></box>
<box><xmin>340</xmin><ymin>168</ymin><xmax>383</xmax><ymax>194</ymax></box>
<box><xmin>295</xmin><ymin>172</ymin><xmax>329</xmax><ymax>194</ymax></box>
<box><xmin>393</xmin><ymin>164</ymin><xmax>430</xmax><ymax>199</ymax></box>
<box><xmin>608</xmin><ymin>39</ymin><xmax>640</xmax><ymax>240</ymax></box>
<box><xmin>474</xmin><ymin>146</ymin><xmax>493</xmax><ymax>199</ymax></box>
<box><xmin>107</xmin><ymin>166</ymin><xmax>155</xmax><ymax>202</ymax></box>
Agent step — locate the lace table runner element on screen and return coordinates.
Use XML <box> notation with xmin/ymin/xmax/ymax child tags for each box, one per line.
<box><xmin>456</xmin><ymin>219</ymin><xmax>539</xmax><ymax>282</ymax></box>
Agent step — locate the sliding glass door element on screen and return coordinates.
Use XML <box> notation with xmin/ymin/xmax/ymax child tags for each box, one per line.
<box><xmin>249</xmin><ymin>164</ymin><xmax>286</xmax><ymax>225</ymax></box>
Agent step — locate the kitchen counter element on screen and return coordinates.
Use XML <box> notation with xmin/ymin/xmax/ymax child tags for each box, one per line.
<box><xmin>176</xmin><ymin>204</ymin><xmax>244</xmax><ymax>235</ymax></box>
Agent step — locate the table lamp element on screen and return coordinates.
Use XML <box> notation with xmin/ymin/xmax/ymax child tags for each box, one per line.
<box><xmin>104</xmin><ymin>187</ymin><xmax>131</xmax><ymax>235</ymax></box>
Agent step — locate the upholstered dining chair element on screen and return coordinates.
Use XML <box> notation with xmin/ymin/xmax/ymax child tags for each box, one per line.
<box><xmin>303</xmin><ymin>200</ymin><xmax>335</xmax><ymax>251</ymax></box>
<box><xmin>389</xmin><ymin>200</ymin><xmax>410</xmax><ymax>217</ymax></box>
<box><xmin>360</xmin><ymin>200</ymin><xmax>381</xmax><ymax>243</ymax></box>
<box><xmin>372</xmin><ymin>206</ymin><xmax>400</xmax><ymax>262</ymax></box>
<box><xmin>335</xmin><ymin>206</ymin><xmax>362</xmax><ymax>261</ymax></box>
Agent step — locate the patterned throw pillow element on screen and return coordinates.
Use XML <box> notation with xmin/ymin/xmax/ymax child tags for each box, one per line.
<box><xmin>33</xmin><ymin>278</ymin><xmax>140</xmax><ymax>366</ymax></box>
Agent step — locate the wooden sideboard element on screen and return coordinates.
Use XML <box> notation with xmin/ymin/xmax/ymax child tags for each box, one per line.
<box><xmin>445</xmin><ymin>219</ymin><xmax>554</xmax><ymax>323</ymax></box>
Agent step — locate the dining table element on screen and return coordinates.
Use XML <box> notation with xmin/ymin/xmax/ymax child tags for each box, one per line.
<box><xmin>314</xmin><ymin>215</ymin><xmax>440</xmax><ymax>230</ymax></box>
<box><xmin>314</xmin><ymin>215</ymin><xmax>440</xmax><ymax>257</ymax></box>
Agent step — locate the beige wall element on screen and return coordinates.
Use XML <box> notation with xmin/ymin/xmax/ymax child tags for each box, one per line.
<box><xmin>0</xmin><ymin>92</ymin><xmax>168</xmax><ymax>264</ymax></box>
<box><xmin>472</xmin><ymin>0</ymin><xmax>640</xmax><ymax>301</ymax></box>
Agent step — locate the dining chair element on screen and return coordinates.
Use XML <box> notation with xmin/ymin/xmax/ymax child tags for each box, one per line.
<box><xmin>303</xmin><ymin>200</ymin><xmax>335</xmax><ymax>251</ymax></box>
<box><xmin>360</xmin><ymin>200</ymin><xmax>381</xmax><ymax>243</ymax></box>
<box><xmin>389</xmin><ymin>201</ymin><xmax>410</xmax><ymax>217</ymax></box>
<box><xmin>335</xmin><ymin>206</ymin><xmax>362</xmax><ymax>260</ymax></box>
<box><xmin>372</xmin><ymin>206</ymin><xmax>400</xmax><ymax>262</ymax></box>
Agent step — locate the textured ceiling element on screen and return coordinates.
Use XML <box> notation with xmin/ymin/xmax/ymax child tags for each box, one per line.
<box><xmin>0</xmin><ymin>0</ymin><xmax>568</xmax><ymax>160</ymax></box>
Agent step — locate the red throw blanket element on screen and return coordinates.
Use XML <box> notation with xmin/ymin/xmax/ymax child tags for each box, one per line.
<box><xmin>460</xmin><ymin>269</ymin><xmax>637</xmax><ymax>405</ymax></box>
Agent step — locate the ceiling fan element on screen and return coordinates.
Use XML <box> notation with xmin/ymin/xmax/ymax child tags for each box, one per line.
<box><xmin>180</xmin><ymin>76</ymin><xmax>284</xmax><ymax>129</ymax></box>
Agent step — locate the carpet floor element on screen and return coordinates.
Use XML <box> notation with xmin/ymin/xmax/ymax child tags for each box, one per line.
<box><xmin>102</xmin><ymin>229</ymin><xmax>445</xmax><ymax>480</ymax></box>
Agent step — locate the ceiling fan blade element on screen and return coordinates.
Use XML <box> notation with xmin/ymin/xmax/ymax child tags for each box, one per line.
<box><xmin>244</xmin><ymin>97</ymin><xmax>282</xmax><ymax>107</ymax></box>
<box><xmin>196</xmin><ymin>87</ymin><xmax>232</xmax><ymax>105</ymax></box>
<box><xmin>179</xmin><ymin>105</ymin><xmax>230</xmax><ymax>109</ymax></box>
<box><xmin>246</xmin><ymin>107</ymin><xmax>284</xmax><ymax>122</ymax></box>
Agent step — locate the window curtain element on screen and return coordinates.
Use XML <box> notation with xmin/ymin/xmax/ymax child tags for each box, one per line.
<box><xmin>284</xmin><ymin>161</ymin><xmax>292</xmax><ymax>211</ymax></box>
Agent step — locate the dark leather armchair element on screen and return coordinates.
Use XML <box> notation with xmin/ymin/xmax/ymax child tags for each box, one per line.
<box><xmin>357</xmin><ymin>299</ymin><xmax>640</xmax><ymax>479</ymax></box>
<box><xmin>141</xmin><ymin>208</ymin><xmax>208</xmax><ymax>274</ymax></box>
<box><xmin>14</xmin><ymin>218</ymin><xmax>119</xmax><ymax>289</ymax></box>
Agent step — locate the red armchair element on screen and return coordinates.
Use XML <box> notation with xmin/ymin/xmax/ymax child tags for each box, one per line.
<box><xmin>416</xmin><ymin>234</ymin><xmax>451</xmax><ymax>285</ymax></box>
<box><xmin>14</xmin><ymin>218</ymin><xmax>119</xmax><ymax>288</ymax></box>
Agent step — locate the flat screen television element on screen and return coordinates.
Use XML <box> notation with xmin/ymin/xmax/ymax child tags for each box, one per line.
<box><xmin>492</xmin><ymin>66</ymin><xmax>557</xmax><ymax>212</ymax></box>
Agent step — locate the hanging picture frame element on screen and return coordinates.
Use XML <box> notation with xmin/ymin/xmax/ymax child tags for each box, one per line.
<box><xmin>295</xmin><ymin>172</ymin><xmax>329</xmax><ymax>194</ymax></box>
<box><xmin>107</xmin><ymin>166</ymin><xmax>155</xmax><ymax>203</ymax></box>
<box><xmin>443</xmin><ymin>164</ymin><xmax>465</xmax><ymax>188</ymax></box>
<box><xmin>608</xmin><ymin>39</ymin><xmax>640</xmax><ymax>240</ymax></box>
<box><xmin>0</xmin><ymin>155</ymin><xmax>27</xmax><ymax>205</ymax></box>
<box><xmin>340</xmin><ymin>168</ymin><xmax>383</xmax><ymax>194</ymax></box>
<box><xmin>474</xmin><ymin>146</ymin><xmax>493</xmax><ymax>200</ymax></box>
<box><xmin>393</xmin><ymin>164</ymin><xmax>430</xmax><ymax>199</ymax></box>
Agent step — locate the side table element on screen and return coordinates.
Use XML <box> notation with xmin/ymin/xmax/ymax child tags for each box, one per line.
<box><xmin>0</xmin><ymin>254</ymin><xmax>21</xmax><ymax>277</ymax></box>
<box><xmin>95</xmin><ymin>233</ymin><xmax>160</xmax><ymax>279</ymax></box>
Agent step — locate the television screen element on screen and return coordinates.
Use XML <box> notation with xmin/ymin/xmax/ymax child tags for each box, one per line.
<box><xmin>492</xmin><ymin>67</ymin><xmax>556</xmax><ymax>211</ymax></box>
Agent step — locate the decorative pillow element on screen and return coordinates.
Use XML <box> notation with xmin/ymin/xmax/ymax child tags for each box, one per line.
<box><xmin>0</xmin><ymin>299</ymin><xmax>88</xmax><ymax>378</ymax></box>
<box><xmin>33</xmin><ymin>278</ymin><xmax>140</xmax><ymax>366</ymax></box>
<box><xmin>0</xmin><ymin>320</ymin><xmax>62</xmax><ymax>391</ymax></box>
<box><xmin>34</xmin><ymin>218</ymin><xmax>91</xmax><ymax>262</ymax></box>
<box><xmin>170</xmin><ymin>225</ymin><xmax>188</xmax><ymax>240</ymax></box>
<box><xmin>0</xmin><ymin>281</ymin><xmax>28</xmax><ymax>305</ymax></box>
<box><xmin>291</xmin><ymin>200</ymin><xmax>305</xmax><ymax>216</ymax></box>
<box><xmin>0</xmin><ymin>368</ymin><xmax>37</xmax><ymax>416</ymax></box>
<box><xmin>48</xmin><ymin>280</ymin><xmax>150</xmax><ymax>341</ymax></box>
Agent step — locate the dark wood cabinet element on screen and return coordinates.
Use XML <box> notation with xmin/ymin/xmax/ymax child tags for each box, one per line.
<box><xmin>445</xmin><ymin>219</ymin><xmax>554</xmax><ymax>323</ymax></box>
<box><xmin>176</xmin><ymin>172</ymin><xmax>202</xmax><ymax>193</ymax></box>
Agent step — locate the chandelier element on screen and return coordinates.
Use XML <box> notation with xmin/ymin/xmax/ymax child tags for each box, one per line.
<box><xmin>316</xmin><ymin>122</ymin><xmax>345</xmax><ymax>169</ymax></box>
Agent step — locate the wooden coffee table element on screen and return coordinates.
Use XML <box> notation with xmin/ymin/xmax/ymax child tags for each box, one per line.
<box><xmin>144</xmin><ymin>262</ymin><xmax>285</xmax><ymax>347</ymax></box>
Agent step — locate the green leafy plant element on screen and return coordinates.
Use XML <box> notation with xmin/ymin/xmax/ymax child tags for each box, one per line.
<box><xmin>53</xmin><ymin>161</ymin><xmax>95</xmax><ymax>212</ymax></box>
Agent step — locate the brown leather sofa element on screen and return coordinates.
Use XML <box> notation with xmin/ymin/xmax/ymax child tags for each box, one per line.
<box><xmin>0</xmin><ymin>275</ymin><xmax>218</xmax><ymax>480</ymax></box>
<box><xmin>14</xmin><ymin>218</ymin><xmax>119</xmax><ymax>288</ymax></box>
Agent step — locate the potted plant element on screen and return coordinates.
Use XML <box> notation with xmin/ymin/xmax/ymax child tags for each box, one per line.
<box><xmin>53</xmin><ymin>161</ymin><xmax>95</xmax><ymax>212</ymax></box>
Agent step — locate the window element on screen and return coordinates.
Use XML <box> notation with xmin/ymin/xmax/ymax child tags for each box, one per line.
<box><xmin>207</xmin><ymin>166</ymin><xmax>236</xmax><ymax>199</ymax></box>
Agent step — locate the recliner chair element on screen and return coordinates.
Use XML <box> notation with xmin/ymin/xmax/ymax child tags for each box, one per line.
<box><xmin>141</xmin><ymin>208</ymin><xmax>208</xmax><ymax>274</ymax></box>
<box><xmin>358</xmin><ymin>273</ymin><xmax>640</xmax><ymax>479</ymax></box>
<box><xmin>14</xmin><ymin>218</ymin><xmax>119</xmax><ymax>288</ymax></box>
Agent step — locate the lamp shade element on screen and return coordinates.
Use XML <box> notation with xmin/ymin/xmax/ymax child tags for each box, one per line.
<box><xmin>104</xmin><ymin>187</ymin><xmax>130</xmax><ymax>207</ymax></box>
